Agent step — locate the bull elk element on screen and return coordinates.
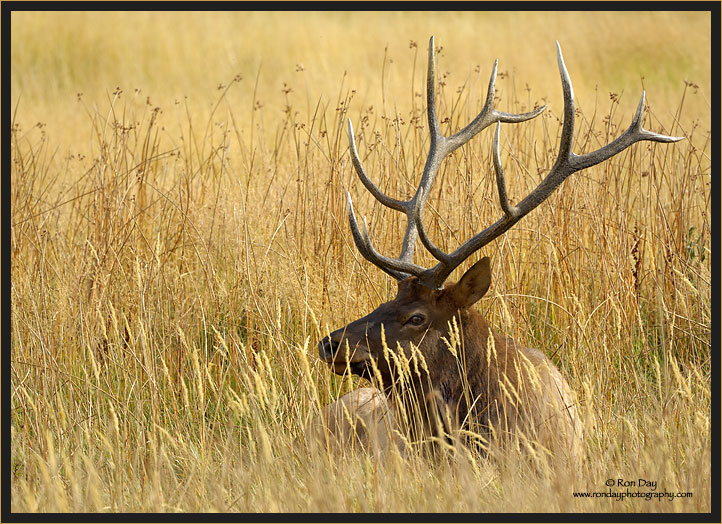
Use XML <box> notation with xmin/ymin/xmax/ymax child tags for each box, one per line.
<box><xmin>314</xmin><ymin>37</ymin><xmax>682</xmax><ymax>461</ymax></box>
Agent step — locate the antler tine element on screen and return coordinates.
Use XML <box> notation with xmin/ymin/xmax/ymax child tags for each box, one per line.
<box><xmin>418</xmin><ymin>41</ymin><xmax>684</xmax><ymax>289</ymax></box>
<box><xmin>492</xmin><ymin>123</ymin><xmax>519</xmax><ymax>219</ymax></box>
<box><xmin>345</xmin><ymin>192</ymin><xmax>425</xmax><ymax>280</ymax></box>
<box><xmin>413</xmin><ymin>188</ymin><xmax>451</xmax><ymax>264</ymax></box>
<box><xmin>568</xmin><ymin>91</ymin><xmax>685</xmax><ymax>172</ymax></box>
<box><xmin>446</xmin><ymin>58</ymin><xmax>547</xmax><ymax>153</ymax></box>
<box><xmin>347</xmin><ymin>119</ymin><xmax>407</xmax><ymax>213</ymax></box>
<box><xmin>426</xmin><ymin>36</ymin><xmax>444</xmax><ymax>148</ymax></box>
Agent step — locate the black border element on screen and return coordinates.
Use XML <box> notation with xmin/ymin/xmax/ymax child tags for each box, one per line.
<box><xmin>3</xmin><ymin>2</ymin><xmax>719</xmax><ymax>523</ymax></box>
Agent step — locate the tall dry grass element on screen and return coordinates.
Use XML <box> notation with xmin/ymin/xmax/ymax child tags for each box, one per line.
<box><xmin>9</xmin><ymin>11</ymin><xmax>711</xmax><ymax>513</ymax></box>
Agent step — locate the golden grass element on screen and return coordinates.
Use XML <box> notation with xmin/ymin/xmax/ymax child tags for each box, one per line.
<box><xmin>10</xmin><ymin>11</ymin><xmax>711</xmax><ymax>513</ymax></box>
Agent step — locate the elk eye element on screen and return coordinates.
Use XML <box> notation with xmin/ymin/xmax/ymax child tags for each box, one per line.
<box><xmin>407</xmin><ymin>314</ymin><xmax>425</xmax><ymax>326</ymax></box>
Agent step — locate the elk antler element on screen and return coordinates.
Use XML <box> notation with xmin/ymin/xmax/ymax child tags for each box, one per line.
<box><xmin>346</xmin><ymin>37</ymin><xmax>683</xmax><ymax>289</ymax></box>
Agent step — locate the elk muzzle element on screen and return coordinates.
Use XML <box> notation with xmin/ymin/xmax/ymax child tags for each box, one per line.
<box><xmin>318</xmin><ymin>327</ymin><xmax>374</xmax><ymax>377</ymax></box>
<box><xmin>318</xmin><ymin>336</ymin><xmax>339</xmax><ymax>362</ymax></box>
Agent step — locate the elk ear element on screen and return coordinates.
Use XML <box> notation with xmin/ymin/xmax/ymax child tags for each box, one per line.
<box><xmin>446</xmin><ymin>257</ymin><xmax>492</xmax><ymax>308</ymax></box>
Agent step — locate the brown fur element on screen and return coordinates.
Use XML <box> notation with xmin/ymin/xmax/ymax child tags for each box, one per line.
<box><xmin>307</xmin><ymin>387</ymin><xmax>407</xmax><ymax>457</ymax></box>
<box><xmin>316</xmin><ymin>258</ymin><xmax>583</xmax><ymax>463</ymax></box>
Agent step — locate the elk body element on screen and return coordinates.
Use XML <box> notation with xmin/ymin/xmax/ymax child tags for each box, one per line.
<box><xmin>307</xmin><ymin>387</ymin><xmax>408</xmax><ymax>457</ymax></box>
<box><xmin>313</xmin><ymin>37</ymin><xmax>682</xmax><ymax>461</ymax></box>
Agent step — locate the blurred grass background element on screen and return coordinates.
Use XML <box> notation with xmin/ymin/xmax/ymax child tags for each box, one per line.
<box><xmin>10</xmin><ymin>10</ymin><xmax>711</xmax><ymax>512</ymax></box>
<box><xmin>12</xmin><ymin>11</ymin><xmax>709</xmax><ymax>148</ymax></box>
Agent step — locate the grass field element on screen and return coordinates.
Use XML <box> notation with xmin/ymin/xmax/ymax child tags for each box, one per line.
<box><xmin>9</xmin><ymin>11</ymin><xmax>711</xmax><ymax>513</ymax></box>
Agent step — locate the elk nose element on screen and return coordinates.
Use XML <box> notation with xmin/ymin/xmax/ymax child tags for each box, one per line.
<box><xmin>318</xmin><ymin>337</ymin><xmax>339</xmax><ymax>362</ymax></box>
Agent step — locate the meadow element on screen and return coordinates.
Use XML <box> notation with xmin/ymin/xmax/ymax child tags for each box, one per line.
<box><xmin>9</xmin><ymin>11</ymin><xmax>711</xmax><ymax>512</ymax></box>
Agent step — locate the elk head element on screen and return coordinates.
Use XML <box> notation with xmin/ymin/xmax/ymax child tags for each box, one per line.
<box><xmin>319</xmin><ymin>257</ymin><xmax>492</xmax><ymax>388</ymax></box>
<box><xmin>319</xmin><ymin>36</ymin><xmax>682</xmax><ymax>392</ymax></box>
